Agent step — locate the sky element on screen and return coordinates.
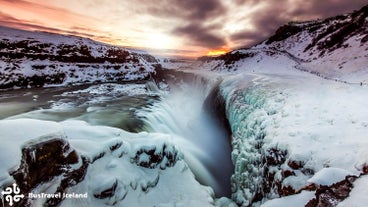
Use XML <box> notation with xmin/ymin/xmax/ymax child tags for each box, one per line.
<box><xmin>0</xmin><ymin>0</ymin><xmax>367</xmax><ymax>58</ymax></box>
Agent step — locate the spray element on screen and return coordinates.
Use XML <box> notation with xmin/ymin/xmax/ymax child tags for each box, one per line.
<box><xmin>139</xmin><ymin>80</ymin><xmax>233</xmax><ymax>197</ymax></box>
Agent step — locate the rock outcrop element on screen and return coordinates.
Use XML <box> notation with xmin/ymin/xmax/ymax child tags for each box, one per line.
<box><xmin>0</xmin><ymin>26</ymin><xmax>159</xmax><ymax>89</ymax></box>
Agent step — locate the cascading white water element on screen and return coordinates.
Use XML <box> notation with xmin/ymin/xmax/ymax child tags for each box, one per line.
<box><xmin>139</xmin><ymin>81</ymin><xmax>233</xmax><ymax>197</ymax></box>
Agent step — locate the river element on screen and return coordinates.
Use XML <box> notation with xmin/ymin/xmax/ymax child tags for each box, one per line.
<box><xmin>0</xmin><ymin>83</ymin><xmax>158</xmax><ymax>132</ymax></box>
<box><xmin>0</xmin><ymin>78</ymin><xmax>233</xmax><ymax>197</ymax></box>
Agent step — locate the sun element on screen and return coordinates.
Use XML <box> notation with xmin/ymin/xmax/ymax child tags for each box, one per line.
<box><xmin>206</xmin><ymin>49</ymin><xmax>229</xmax><ymax>56</ymax></box>
<box><xmin>146</xmin><ymin>33</ymin><xmax>173</xmax><ymax>49</ymax></box>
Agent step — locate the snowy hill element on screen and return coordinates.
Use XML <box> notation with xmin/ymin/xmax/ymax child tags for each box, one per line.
<box><xmin>0</xmin><ymin>26</ymin><xmax>159</xmax><ymax>89</ymax></box>
<box><xmin>165</xmin><ymin>5</ymin><xmax>368</xmax><ymax>207</ymax></box>
<box><xmin>200</xmin><ymin>5</ymin><xmax>368</xmax><ymax>84</ymax></box>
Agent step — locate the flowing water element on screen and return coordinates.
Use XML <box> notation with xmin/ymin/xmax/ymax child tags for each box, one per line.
<box><xmin>0</xmin><ymin>79</ymin><xmax>233</xmax><ymax>197</ymax></box>
<box><xmin>0</xmin><ymin>83</ymin><xmax>157</xmax><ymax>132</ymax></box>
<box><xmin>139</xmin><ymin>82</ymin><xmax>233</xmax><ymax>197</ymax></box>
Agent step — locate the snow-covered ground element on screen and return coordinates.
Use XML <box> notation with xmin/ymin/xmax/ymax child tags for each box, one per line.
<box><xmin>253</xmin><ymin>8</ymin><xmax>368</xmax><ymax>85</ymax></box>
<box><xmin>0</xmin><ymin>81</ymin><xmax>238</xmax><ymax>207</ymax></box>
<box><xmin>0</xmin><ymin>119</ymin><xmax>219</xmax><ymax>207</ymax></box>
<box><xmin>197</xmin><ymin>47</ymin><xmax>368</xmax><ymax>206</ymax></box>
<box><xmin>195</xmin><ymin>13</ymin><xmax>368</xmax><ymax>205</ymax></box>
<box><xmin>1</xmin><ymin>53</ymin><xmax>367</xmax><ymax>206</ymax></box>
<box><xmin>0</xmin><ymin>26</ymin><xmax>148</xmax><ymax>56</ymax></box>
<box><xmin>0</xmin><ymin>26</ymin><xmax>158</xmax><ymax>88</ymax></box>
<box><xmin>337</xmin><ymin>175</ymin><xmax>368</xmax><ymax>207</ymax></box>
<box><xmin>157</xmin><ymin>58</ymin><xmax>198</xmax><ymax>70</ymax></box>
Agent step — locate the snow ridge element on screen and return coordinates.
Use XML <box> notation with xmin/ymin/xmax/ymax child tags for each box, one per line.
<box><xmin>0</xmin><ymin>26</ymin><xmax>159</xmax><ymax>89</ymax></box>
<box><xmin>193</xmin><ymin>4</ymin><xmax>368</xmax><ymax>207</ymax></box>
<box><xmin>200</xmin><ymin>5</ymin><xmax>368</xmax><ymax>84</ymax></box>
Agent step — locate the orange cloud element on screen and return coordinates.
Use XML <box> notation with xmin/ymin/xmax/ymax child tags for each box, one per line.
<box><xmin>0</xmin><ymin>0</ymin><xmax>104</xmax><ymax>38</ymax></box>
<box><xmin>0</xmin><ymin>0</ymin><xmax>366</xmax><ymax>58</ymax></box>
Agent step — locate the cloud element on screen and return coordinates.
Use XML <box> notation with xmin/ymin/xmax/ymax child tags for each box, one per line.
<box><xmin>0</xmin><ymin>11</ymin><xmax>19</xmax><ymax>23</ymax></box>
<box><xmin>172</xmin><ymin>23</ymin><xmax>226</xmax><ymax>48</ymax></box>
<box><xmin>0</xmin><ymin>11</ymin><xmax>118</xmax><ymax>45</ymax></box>
<box><xmin>137</xmin><ymin>0</ymin><xmax>228</xmax><ymax>49</ymax></box>
<box><xmin>229</xmin><ymin>0</ymin><xmax>368</xmax><ymax>48</ymax></box>
<box><xmin>0</xmin><ymin>0</ymin><xmax>367</xmax><ymax>57</ymax></box>
<box><xmin>0</xmin><ymin>0</ymin><xmax>99</xmax><ymax>30</ymax></box>
<box><xmin>139</xmin><ymin>0</ymin><xmax>367</xmax><ymax>50</ymax></box>
<box><xmin>139</xmin><ymin>0</ymin><xmax>225</xmax><ymax>20</ymax></box>
<box><xmin>287</xmin><ymin>0</ymin><xmax>368</xmax><ymax>18</ymax></box>
<box><xmin>230</xmin><ymin>30</ymin><xmax>268</xmax><ymax>48</ymax></box>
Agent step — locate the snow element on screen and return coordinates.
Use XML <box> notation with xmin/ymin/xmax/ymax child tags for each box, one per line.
<box><xmin>221</xmin><ymin>67</ymin><xmax>368</xmax><ymax>205</ymax></box>
<box><xmin>0</xmin><ymin>26</ymin><xmax>148</xmax><ymax>56</ymax></box>
<box><xmin>60</xmin><ymin>120</ymin><xmax>216</xmax><ymax>207</ymax></box>
<box><xmin>183</xmin><ymin>13</ymin><xmax>368</xmax><ymax>204</ymax></box>
<box><xmin>1</xmin><ymin>8</ymin><xmax>368</xmax><ymax>206</ymax></box>
<box><xmin>253</xmin><ymin>21</ymin><xmax>368</xmax><ymax>84</ymax></box>
<box><xmin>307</xmin><ymin>167</ymin><xmax>356</xmax><ymax>186</ymax></box>
<box><xmin>0</xmin><ymin>26</ymin><xmax>157</xmax><ymax>88</ymax></box>
<box><xmin>0</xmin><ymin>119</ymin><xmax>64</xmax><ymax>186</ymax></box>
<box><xmin>260</xmin><ymin>191</ymin><xmax>315</xmax><ymax>207</ymax></box>
<box><xmin>0</xmin><ymin>118</ymin><xmax>216</xmax><ymax>207</ymax></box>
<box><xmin>157</xmin><ymin>58</ymin><xmax>197</xmax><ymax>70</ymax></box>
<box><xmin>184</xmin><ymin>34</ymin><xmax>368</xmax><ymax>205</ymax></box>
<box><xmin>337</xmin><ymin>175</ymin><xmax>368</xmax><ymax>207</ymax></box>
<box><xmin>1</xmin><ymin>57</ymin><xmax>368</xmax><ymax>206</ymax></box>
<box><xmin>62</xmin><ymin>83</ymin><xmax>150</xmax><ymax>97</ymax></box>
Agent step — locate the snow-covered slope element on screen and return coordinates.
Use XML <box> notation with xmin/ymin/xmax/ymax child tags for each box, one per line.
<box><xmin>169</xmin><ymin>4</ymin><xmax>368</xmax><ymax>207</ymax></box>
<box><xmin>146</xmin><ymin>50</ymin><xmax>368</xmax><ymax>207</ymax></box>
<box><xmin>220</xmin><ymin>70</ymin><xmax>368</xmax><ymax>207</ymax></box>
<box><xmin>0</xmin><ymin>119</ymin><xmax>217</xmax><ymax>207</ymax></box>
<box><xmin>259</xmin><ymin>5</ymin><xmax>368</xmax><ymax>84</ymax></box>
<box><xmin>200</xmin><ymin>5</ymin><xmax>368</xmax><ymax>84</ymax></box>
<box><xmin>0</xmin><ymin>26</ymin><xmax>159</xmax><ymax>89</ymax></box>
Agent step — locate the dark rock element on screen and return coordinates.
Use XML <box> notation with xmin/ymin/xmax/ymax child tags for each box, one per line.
<box><xmin>305</xmin><ymin>5</ymin><xmax>367</xmax><ymax>53</ymax></box>
<box><xmin>110</xmin><ymin>142</ymin><xmax>123</xmax><ymax>152</ymax></box>
<box><xmin>301</xmin><ymin>168</ymin><xmax>315</xmax><ymax>176</ymax></box>
<box><xmin>0</xmin><ymin>27</ymin><xmax>159</xmax><ymax>89</ymax></box>
<box><xmin>45</xmin><ymin>156</ymin><xmax>89</xmax><ymax>207</ymax></box>
<box><xmin>141</xmin><ymin>175</ymin><xmax>160</xmax><ymax>193</ymax></box>
<box><xmin>94</xmin><ymin>180</ymin><xmax>118</xmax><ymax>199</ymax></box>
<box><xmin>288</xmin><ymin>160</ymin><xmax>304</xmax><ymax>170</ymax></box>
<box><xmin>282</xmin><ymin>170</ymin><xmax>295</xmax><ymax>178</ymax></box>
<box><xmin>11</xmin><ymin>138</ymin><xmax>79</xmax><ymax>191</ymax></box>
<box><xmin>278</xmin><ymin>185</ymin><xmax>296</xmax><ymax>196</ymax></box>
<box><xmin>305</xmin><ymin>175</ymin><xmax>357</xmax><ymax>207</ymax></box>
<box><xmin>91</xmin><ymin>152</ymin><xmax>106</xmax><ymax>163</ymax></box>
<box><xmin>298</xmin><ymin>183</ymin><xmax>318</xmax><ymax>193</ymax></box>
<box><xmin>361</xmin><ymin>34</ymin><xmax>368</xmax><ymax>43</ymax></box>
<box><xmin>362</xmin><ymin>164</ymin><xmax>368</xmax><ymax>174</ymax></box>
<box><xmin>305</xmin><ymin>198</ymin><xmax>318</xmax><ymax>207</ymax></box>
<box><xmin>266</xmin><ymin>24</ymin><xmax>303</xmax><ymax>44</ymax></box>
<box><xmin>0</xmin><ymin>73</ymin><xmax>66</xmax><ymax>89</ymax></box>
<box><xmin>6</xmin><ymin>137</ymin><xmax>89</xmax><ymax>207</ymax></box>
<box><xmin>251</xmin><ymin>192</ymin><xmax>264</xmax><ymax>203</ymax></box>
<box><xmin>132</xmin><ymin>144</ymin><xmax>178</xmax><ymax>169</ymax></box>
<box><xmin>265</xmin><ymin>148</ymin><xmax>287</xmax><ymax>166</ymax></box>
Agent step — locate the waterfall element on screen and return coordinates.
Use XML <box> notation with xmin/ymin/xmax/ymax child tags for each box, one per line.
<box><xmin>139</xmin><ymin>78</ymin><xmax>233</xmax><ymax>197</ymax></box>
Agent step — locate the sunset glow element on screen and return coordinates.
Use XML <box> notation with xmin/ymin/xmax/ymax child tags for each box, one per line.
<box><xmin>206</xmin><ymin>49</ymin><xmax>229</xmax><ymax>56</ymax></box>
<box><xmin>146</xmin><ymin>33</ymin><xmax>175</xmax><ymax>50</ymax></box>
<box><xmin>0</xmin><ymin>0</ymin><xmax>366</xmax><ymax>58</ymax></box>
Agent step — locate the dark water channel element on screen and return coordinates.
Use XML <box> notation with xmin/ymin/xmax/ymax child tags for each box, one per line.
<box><xmin>0</xmin><ymin>83</ymin><xmax>158</xmax><ymax>132</ymax></box>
